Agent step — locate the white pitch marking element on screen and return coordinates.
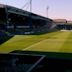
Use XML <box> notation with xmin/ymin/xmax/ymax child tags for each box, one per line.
<box><xmin>23</xmin><ymin>32</ymin><xmax>63</xmax><ymax>51</ymax></box>
<box><xmin>23</xmin><ymin>38</ymin><xmax>49</xmax><ymax>50</ymax></box>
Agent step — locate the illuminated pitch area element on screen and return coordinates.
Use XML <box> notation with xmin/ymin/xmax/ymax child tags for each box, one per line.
<box><xmin>60</xmin><ymin>29</ymin><xmax>72</xmax><ymax>32</ymax></box>
<box><xmin>0</xmin><ymin>31</ymin><xmax>72</xmax><ymax>53</ymax></box>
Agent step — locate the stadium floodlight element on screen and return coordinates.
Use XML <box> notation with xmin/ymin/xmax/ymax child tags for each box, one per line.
<box><xmin>21</xmin><ymin>0</ymin><xmax>32</xmax><ymax>12</ymax></box>
<box><xmin>30</xmin><ymin>0</ymin><xmax>32</xmax><ymax>12</ymax></box>
<box><xmin>21</xmin><ymin>2</ymin><xmax>29</xmax><ymax>9</ymax></box>
<box><xmin>46</xmin><ymin>6</ymin><xmax>49</xmax><ymax>18</ymax></box>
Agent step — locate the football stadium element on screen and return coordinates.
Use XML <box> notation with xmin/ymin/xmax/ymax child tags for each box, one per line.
<box><xmin>1</xmin><ymin>4</ymin><xmax>72</xmax><ymax>72</ymax></box>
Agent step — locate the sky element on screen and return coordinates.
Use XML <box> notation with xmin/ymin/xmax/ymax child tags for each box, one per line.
<box><xmin>0</xmin><ymin>0</ymin><xmax>72</xmax><ymax>20</ymax></box>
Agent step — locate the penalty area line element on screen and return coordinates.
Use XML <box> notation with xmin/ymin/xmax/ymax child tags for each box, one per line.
<box><xmin>22</xmin><ymin>38</ymin><xmax>49</xmax><ymax>51</ymax></box>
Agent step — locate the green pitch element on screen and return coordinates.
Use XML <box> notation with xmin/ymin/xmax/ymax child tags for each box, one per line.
<box><xmin>0</xmin><ymin>31</ymin><xmax>72</xmax><ymax>53</ymax></box>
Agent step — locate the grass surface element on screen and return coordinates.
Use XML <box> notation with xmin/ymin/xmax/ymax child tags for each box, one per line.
<box><xmin>25</xmin><ymin>31</ymin><xmax>70</xmax><ymax>52</ymax></box>
<box><xmin>0</xmin><ymin>31</ymin><xmax>72</xmax><ymax>53</ymax></box>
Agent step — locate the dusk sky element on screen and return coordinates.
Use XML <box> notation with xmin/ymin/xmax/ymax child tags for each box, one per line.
<box><xmin>0</xmin><ymin>0</ymin><xmax>72</xmax><ymax>20</ymax></box>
